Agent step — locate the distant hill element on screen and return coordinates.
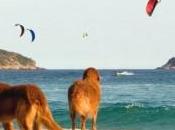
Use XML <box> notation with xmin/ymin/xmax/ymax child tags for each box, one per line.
<box><xmin>157</xmin><ymin>57</ymin><xmax>175</xmax><ymax>70</ymax></box>
<box><xmin>0</xmin><ymin>49</ymin><xmax>37</xmax><ymax>70</ymax></box>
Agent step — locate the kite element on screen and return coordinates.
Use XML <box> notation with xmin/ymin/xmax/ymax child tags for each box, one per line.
<box><xmin>27</xmin><ymin>29</ymin><xmax>35</xmax><ymax>42</ymax></box>
<box><xmin>146</xmin><ymin>0</ymin><xmax>161</xmax><ymax>16</ymax></box>
<box><xmin>15</xmin><ymin>24</ymin><xmax>25</xmax><ymax>37</ymax></box>
<box><xmin>82</xmin><ymin>32</ymin><xmax>88</xmax><ymax>39</ymax></box>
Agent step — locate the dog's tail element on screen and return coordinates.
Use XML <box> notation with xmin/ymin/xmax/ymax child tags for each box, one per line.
<box><xmin>25</xmin><ymin>84</ymin><xmax>62</xmax><ymax>130</ymax></box>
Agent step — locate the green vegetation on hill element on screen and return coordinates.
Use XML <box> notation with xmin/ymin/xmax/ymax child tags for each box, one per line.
<box><xmin>0</xmin><ymin>49</ymin><xmax>37</xmax><ymax>70</ymax></box>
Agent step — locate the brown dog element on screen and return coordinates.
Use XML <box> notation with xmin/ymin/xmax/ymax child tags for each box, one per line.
<box><xmin>0</xmin><ymin>83</ymin><xmax>62</xmax><ymax>130</ymax></box>
<box><xmin>68</xmin><ymin>67</ymin><xmax>101</xmax><ymax>130</ymax></box>
<box><xmin>0</xmin><ymin>82</ymin><xmax>14</xmax><ymax>130</ymax></box>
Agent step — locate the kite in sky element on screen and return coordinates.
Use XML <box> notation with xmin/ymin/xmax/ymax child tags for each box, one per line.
<box><xmin>15</xmin><ymin>24</ymin><xmax>36</xmax><ymax>42</ymax></box>
<box><xmin>82</xmin><ymin>32</ymin><xmax>88</xmax><ymax>39</ymax></box>
<box><xmin>146</xmin><ymin>0</ymin><xmax>161</xmax><ymax>16</ymax></box>
<box><xmin>27</xmin><ymin>29</ymin><xmax>35</xmax><ymax>42</ymax></box>
<box><xmin>15</xmin><ymin>24</ymin><xmax>25</xmax><ymax>37</ymax></box>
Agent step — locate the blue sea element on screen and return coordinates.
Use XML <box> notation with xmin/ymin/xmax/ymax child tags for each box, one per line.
<box><xmin>0</xmin><ymin>69</ymin><xmax>175</xmax><ymax>130</ymax></box>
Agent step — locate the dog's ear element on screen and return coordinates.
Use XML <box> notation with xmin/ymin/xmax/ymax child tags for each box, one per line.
<box><xmin>82</xmin><ymin>70</ymin><xmax>87</xmax><ymax>80</ymax></box>
<box><xmin>97</xmin><ymin>74</ymin><xmax>100</xmax><ymax>81</ymax></box>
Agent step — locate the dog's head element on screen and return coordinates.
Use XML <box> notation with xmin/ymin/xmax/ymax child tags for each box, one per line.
<box><xmin>82</xmin><ymin>67</ymin><xmax>100</xmax><ymax>82</ymax></box>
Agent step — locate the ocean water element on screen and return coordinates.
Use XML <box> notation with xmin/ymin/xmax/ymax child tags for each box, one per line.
<box><xmin>0</xmin><ymin>69</ymin><xmax>175</xmax><ymax>130</ymax></box>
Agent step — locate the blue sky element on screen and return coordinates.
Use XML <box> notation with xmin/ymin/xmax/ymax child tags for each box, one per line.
<box><xmin>0</xmin><ymin>0</ymin><xmax>175</xmax><ymax>69</ymax></box>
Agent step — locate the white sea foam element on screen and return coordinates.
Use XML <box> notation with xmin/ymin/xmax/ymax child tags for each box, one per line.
<box><xmin>125</xmin><ymin>103</ymin><xmax>144</xmax><ymax>109</ymax></box>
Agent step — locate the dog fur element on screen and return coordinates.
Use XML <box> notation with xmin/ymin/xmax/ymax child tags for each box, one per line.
<box><xmin>0</xmin><ymin>83</ymin><xmax>62</xmax><ymax>130</ymax></box>
<box><xmin>0</xmin><ymin>82</ymin><xmax>14</xmax><ymax>130</ymax></box>
<box><xmin>68</xmin><ymin>67</ymin><xmax>101</xmax><ymax>130</ymax></box>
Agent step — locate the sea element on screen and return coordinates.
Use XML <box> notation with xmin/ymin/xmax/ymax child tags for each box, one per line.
<box><xmin>0</xmin><ymin>69</ymin><xmax>175</xmax><ymax>130</ymax></box>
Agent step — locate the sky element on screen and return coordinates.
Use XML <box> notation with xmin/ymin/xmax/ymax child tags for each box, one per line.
<box><xmin>0</xmin><ymin>0</ymin><xmax>175</xmax><ymax>69</ymax></box>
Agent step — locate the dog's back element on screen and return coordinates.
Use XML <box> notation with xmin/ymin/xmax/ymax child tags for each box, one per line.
<box><xmin>68</xmin><ymin>67</ymin><xmax>101</xmax><ymax>130</ymax></box>
<box><xmin>68</xmin><ymin>67</ymin><xmax>101</xmax><ymax>117</ymax></box>
<box><xmin>68</xmin><ymin>79</ymin><xmax>100</xmax><ymax>117</ymax></box>
<box><xmin>0</xmin><ymin>84</ymin><xmax>47</xmax><ymax>121</ymax></box>
<box><xmin>0</xmin><ymin>82</ymin><xmax>11</xmax><ymax>92</ymax></box>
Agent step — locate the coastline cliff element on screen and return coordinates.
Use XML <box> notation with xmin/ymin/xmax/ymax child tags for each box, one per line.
<box><xmin>157</xmin><ymin>57</ymin><xmax>175</xmax><ymax>70</ymax></box>
<box><xmin>0</xmin><ymin>49</ymin><xmax>38</xmax><ymax>70</ymax></box>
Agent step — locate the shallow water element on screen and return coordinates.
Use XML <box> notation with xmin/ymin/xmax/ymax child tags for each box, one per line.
<box><xmin>0</xmin><ymin>69</ymin><xmax>175</xmax><ymax>130</ymax></box>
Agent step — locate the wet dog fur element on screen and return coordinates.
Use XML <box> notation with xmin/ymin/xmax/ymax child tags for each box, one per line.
<box><xmin>68</xmin><ymin>67</ymin><xmax>101</xmax><ymax>130</ymax></box>
<box><xmin>0</xmin><ymin>83</ymin><xmax>62</xmax><ymax>130</ymax></box>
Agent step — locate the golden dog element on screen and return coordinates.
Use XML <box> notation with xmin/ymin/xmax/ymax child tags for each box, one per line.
<box><xmin>68</xmin><ymin>67</ymin><xmax>101</xmax><ymax>130</ymax></box>
<box><xmin>0</xmin><ymin>82</ymin><xmax>14</xmax><ymax>130</ymax></box>
<box><xmin>0</xmin><ymin>83</ymin><xmax>62</xmax><ymax>130</ymax></box>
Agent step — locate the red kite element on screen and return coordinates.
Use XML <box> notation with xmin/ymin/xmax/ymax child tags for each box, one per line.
<box><xmin>146</xmin><ymin>0</ymin><xmax>160</xmax><ymax>16</ymax></box>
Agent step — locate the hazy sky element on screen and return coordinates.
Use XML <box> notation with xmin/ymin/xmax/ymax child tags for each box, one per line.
<box><xmin>0</xmin><ymin>0</ymin><xmax>175</xmax><ymax>69</ymax></box>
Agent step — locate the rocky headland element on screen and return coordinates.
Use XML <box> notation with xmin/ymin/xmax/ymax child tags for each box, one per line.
<box><xmin>157</xmin><ymin>57</ymin><xmax>175</xmax><ymax>70</ymax></box>
<box><xmin>0</xmin><ymin>49</ymin><xmax>38</xmax><ymax>70</ymax></box>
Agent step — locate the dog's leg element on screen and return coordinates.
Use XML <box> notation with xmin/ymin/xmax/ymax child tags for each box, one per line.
<box><xmin>70</xmin><ymin>112</ymin><xmax>76</xmax><ymax>130</ymax></box>
<box><xmin>18</xmin><ymin>105</ymin><xmax>37</xmax><ymax>130</ymax></box>
<box><xmin>3</xmin><ymin>122</ymin><xmax>14</xmax><ymax>130</ymax></box>
<box><xmin>80</xmin><ymin>115</ymin><xmax>87</xmax><ymax>130</ymax></box>
<box><xmin>32</xmin><ymin>109</ymin><xmax>42</xmax><ymax>130</ymax></box>
<box><xmin>33</xmin><ymin>119</ymin><xmax>42</xmax><ymax>130</ymax></box>
<box><xmin>20</xmin><ymin>121</ymin><xmax>33</xmax><ymax>130</ymax></box>
<box><xmin>91</xmin><ymin>112</ymin><xmax>97</xmax><ymax>130</ymax></box>
<box><xmin>18</xmin><ymin>117</ymin><xmax>34</xmax><ymax>130</ymax></box>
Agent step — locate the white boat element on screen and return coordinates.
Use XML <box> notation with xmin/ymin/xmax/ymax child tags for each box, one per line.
<box><xmin>116</xmin><ymin>71</ymin><xmax>134</xmax><ymax>76</ymax></box>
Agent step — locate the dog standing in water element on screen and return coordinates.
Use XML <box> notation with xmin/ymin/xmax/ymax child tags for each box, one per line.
<box><xmin>0</xmin><ymin>83</ymin><xmax>62</xmax><ymax>130</ymax></box>
<box><xmin>68</xmin><ymin>67</ymin><xmax>101</xmax><ymax>130</ymax></box>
